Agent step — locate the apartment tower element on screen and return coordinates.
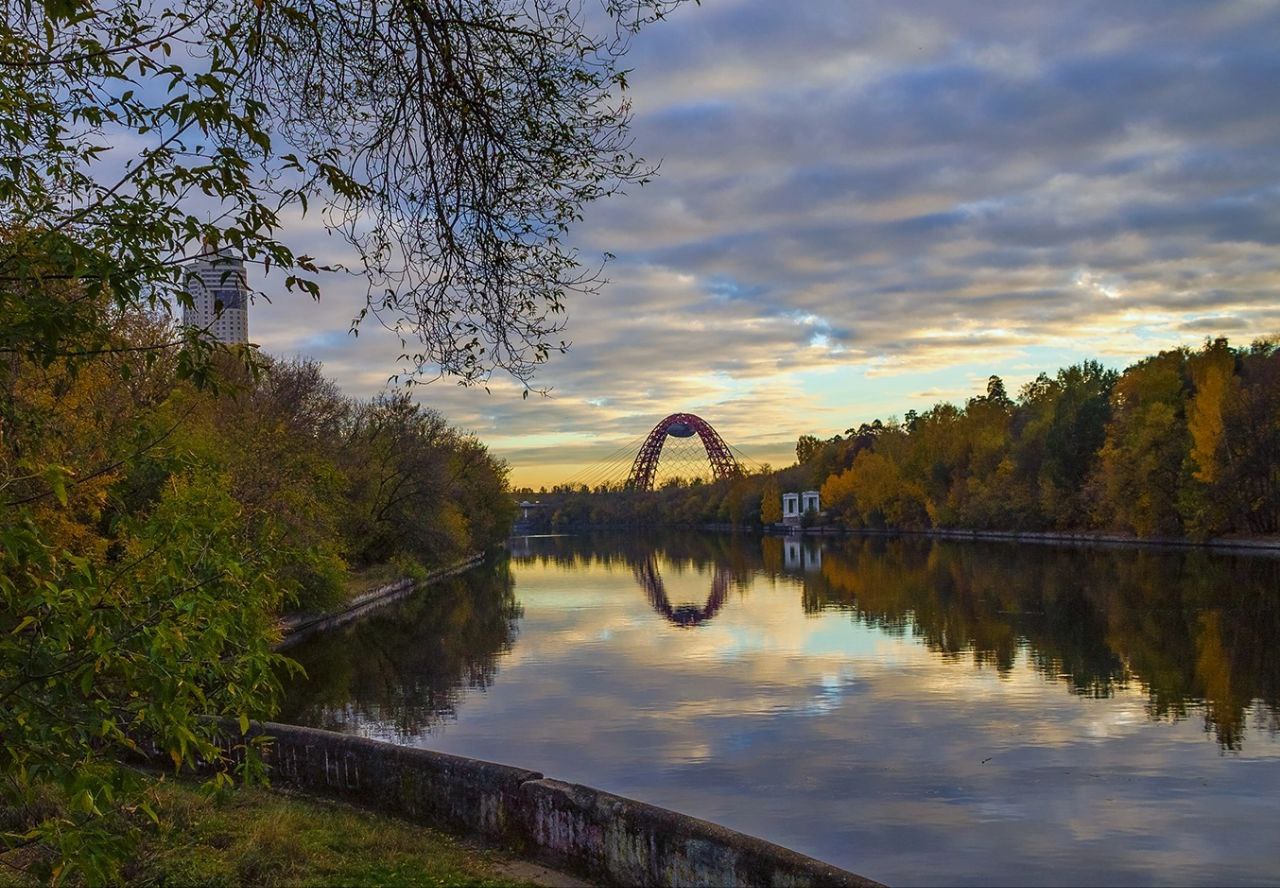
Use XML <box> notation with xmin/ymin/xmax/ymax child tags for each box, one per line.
<box><xmin>183</xmin><ymin>248</ymin><xmax>249</xmax><ymax>344</ymax></box>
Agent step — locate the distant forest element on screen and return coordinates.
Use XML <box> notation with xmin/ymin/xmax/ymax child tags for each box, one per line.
<box><xmin>521</xmin><ymin>337</ymin><xmax>1279</xmax><ymax>539</ymax></box>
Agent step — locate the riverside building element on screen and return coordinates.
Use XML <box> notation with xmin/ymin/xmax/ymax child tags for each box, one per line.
<box><xmin>183</xmin><ymin>248</ymin><xmax>249</xmax><ymax>344</ymax></box>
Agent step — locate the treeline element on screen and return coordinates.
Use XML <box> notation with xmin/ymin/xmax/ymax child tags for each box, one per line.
<box><xmin>4</xmin><ymin>311</ymin><xmax>515</xmax><ymax>617</ymax></box>
<box><xmin>3</xmin><ymin>270</ymin><xmax>517</xmax><ymax>876</ymax></box>
<box><xmin>523</xmin><ymin>337</ymin><xmax>1279</xmax><ymax>539</ymax></box>
<box><xmin>817</xmin><ymin>338</ymin><xmax>1279</xmax><ymax>537</ymax></box>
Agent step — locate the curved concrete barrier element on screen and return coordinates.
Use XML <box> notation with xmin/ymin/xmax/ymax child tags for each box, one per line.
<box><xmin>227</xmin><ymin>721</ymin><xmax>882</xmax><ymax>887</ymax></box>
<box><xmin>277</xmin><ymin>554</ymin><xmax>485</xmax><ymax>649</ymax></box>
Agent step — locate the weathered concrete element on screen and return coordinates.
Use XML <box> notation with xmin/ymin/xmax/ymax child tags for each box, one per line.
<box><xmin>772</xmin><ymin>525</ymin><xmax>1280</xmax><ymax>555</ymax></box>
<box><xmin>252</xmin><ymin>723</ymin><xmax>537</xmax><ymax>842</ymax></box>
<box><xmin>277</xmin><ymin>553</ymin><xmax>485</xmax><ymax>649</ymax></box>
<box><xmin>519</xmin><ymin>776</ymin><xmax>878</xmax><ymax>888</ymax></box>
<box><xmin>215</xmin><ymin>722</ymin><xmax>882</xmax><ymax>887</ymax></box>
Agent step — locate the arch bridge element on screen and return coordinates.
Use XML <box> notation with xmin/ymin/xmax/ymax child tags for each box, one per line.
<box><xmin>626</xmin><ymin>412</ymin><xmax>741</xmax><ymax>491</ymax></box>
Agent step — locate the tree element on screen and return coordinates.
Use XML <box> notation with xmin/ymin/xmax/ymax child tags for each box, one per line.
<box><xmin>1038</xmin><ymin>361</ymin><xmax>1118</xmax><ymax>526</ymax></box>
<box><xmin>820</xmin><ymin>466</ymin><xmax>860</xmax><ymax>527</ymax></box>
<box><xmin>1</xmin><ymin>309</ymin><xmax>290</xmax><ymax>883</ymax></box>
<box><xmin>1186</xmin><ymin>339</ymin><xmax>1236</xmax><ymax>485</ymax></box>
<box><xmin>4</xmin><ymin>1</ymin><xmax>682</xmax><ymax>874</ymax></box>
<box><xmin>2</xmin><ymin>0</ymin><xmax>684</xmax><ymax>388</ymax></box>
<box><xmin>1185</xmin><ymin>338</ymin><xmax>1280</xmax><ymax>535</ymax></box>
<box><xmin>795</xmin><ymin>434</ymin><xmax>824</xmax><ymax>464</ymax></box>
<box><xmin>1095</xmin><ymin>351</ymin><xmax>1190</xmax><ymax>536</ymax></box>
<box><xmin>984</xmin><ymin>374</ymin><xmax>1012</xmax><ymax>408</ymax></box>
<box><xmin>1220</xmin><ymin>342</ymin><xmax>1280</xmax><ymax>533</ymax></box>
<box><xmin>760</xmin><ymin>476</ymin><xmax>782</xmax><ymax>524</ymax></box>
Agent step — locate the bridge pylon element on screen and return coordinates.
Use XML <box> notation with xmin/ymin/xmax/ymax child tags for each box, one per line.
<box><xmin>625</xmin><ymin>412</ymin><xmax>742</xmax><ymax>492</ymax></box>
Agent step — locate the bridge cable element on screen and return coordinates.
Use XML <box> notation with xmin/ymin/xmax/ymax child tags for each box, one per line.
<box><xmin>561</xmin><ymin>434</ymin><xmax>648</xmax><ymax>491</ymax></box>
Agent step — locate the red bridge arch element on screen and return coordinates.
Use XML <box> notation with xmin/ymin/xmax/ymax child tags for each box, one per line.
<box><xmin>625</xmin><ymin>412</ymin><xmax>741</xmax><ymax>491</ymax></box>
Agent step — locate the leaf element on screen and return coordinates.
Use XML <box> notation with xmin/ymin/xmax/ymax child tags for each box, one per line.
<box><xmin>43</xmin><ymin>464</ymin><xmax>70</xmax><ymax>507</ymax></box>
<box><xmin>72</xmin><ymin>789</ymin><xmax>95</xmax><ymax>814</ymax></box>
<box><xmin>139</xmin><ymin>800</ymin><xmax>160</xmax><ymax>826</ymax></box>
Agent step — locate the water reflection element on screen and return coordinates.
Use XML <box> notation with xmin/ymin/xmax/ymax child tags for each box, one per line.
<box><xmin>279</xmin><ymin>533</ymin><xmax>1280</xmax><ymax>885</ymax></box>
<box><xmin>512</xmin><ymin>533</ymin><xmax>1280</xmax><ymax>750</ymax></box>
<box><xmin>281</xmin><ymin>559</ymin><xmax>522</xmax><ymax>740</ymax></box>
<box><xmin>635</xmin><ymin>555</ymin><xmax>730</xmax><ymax>627</ymax></box>
<box><xmin>804</xmin><ymin>538</ymin><xmax>1280</xmax><ymax>750</ymax></box>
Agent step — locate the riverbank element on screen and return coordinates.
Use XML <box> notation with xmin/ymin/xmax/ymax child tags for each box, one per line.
<box><xmin>195</xmin><ymin>721</ymin><xmax>880</xmax><ymax>888</ymax></box>
<box><xmin>516</xmin><ymin>521</ymin><xmax>1280</xmax><ymax>555</ymax></box>
<box><xmin>770</xmin><ymin>524</ymin><xmax>1280</xmax><ymax>554</ymax></box>
<box><xmin>278</xmin><ymin>553</ymin><xmax>485</xmax><ymax>649</ymax></box>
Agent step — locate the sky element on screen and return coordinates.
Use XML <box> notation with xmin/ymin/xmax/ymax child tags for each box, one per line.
<box><xmin>249</xmin><ymin>0</ymin><xmax>1280</xmax><ymax>489</ymax></box>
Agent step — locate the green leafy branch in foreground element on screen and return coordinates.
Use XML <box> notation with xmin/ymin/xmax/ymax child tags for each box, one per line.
<box><xmin>1</xmin><ymin>474</ymin><xmax>291</xmax><ymax>884</ymax></box>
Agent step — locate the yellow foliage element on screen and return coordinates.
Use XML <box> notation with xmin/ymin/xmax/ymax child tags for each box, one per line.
<box><xmin>1187</xmin><ymin>344</ymin><xmax>1236</xmax><ymax>484</ymax></box>
<box><xmin>760</xmin><ymin>477</ymin><xmax>782</xmax><ymax>524</ymax></box>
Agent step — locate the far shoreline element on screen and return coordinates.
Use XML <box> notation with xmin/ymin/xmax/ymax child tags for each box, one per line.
<box><xmin>513</xmin><ymin>523</ymin><xmax>1280</xmax><ymax>557</ymax></box>
<box><xmin>768</xmin><ymin>524</ymin><xmax>1280</xmax><ymax>557</ymax></box>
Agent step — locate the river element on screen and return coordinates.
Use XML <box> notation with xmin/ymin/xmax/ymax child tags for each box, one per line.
<box><xmin>279</xmin><ymin>532</ymin><xmax>1280</xmax><ymax>886</ymax></box>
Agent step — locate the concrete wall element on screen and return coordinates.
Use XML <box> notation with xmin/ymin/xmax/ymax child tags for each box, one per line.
<box><xmin>277</xmin><ymin>554</ymin><xmax>485</xmax><ymax>649</ymax></box>
<box><xmin>224</xmin><ymin>722</ymin><xmax>881</xmax><ymax>887</ymax></box>
<box><xmin>781</xmin><ymin>526</ymin><xmax>1280</xmax><ymax>554</ymax></box>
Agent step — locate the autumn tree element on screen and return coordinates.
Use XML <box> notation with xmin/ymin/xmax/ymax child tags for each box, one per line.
<box><xmin>2</xmin><ymin>0</ymin><xmax>679</xmax><ymax>876</ymax></box>
<box><xmin>1095</xmin><ymin>350</ymin><xmax>1191</xmax><ymax>536</ymax></box>
<box><xmin>760</xmin><ymin>476</ymin><xmax>783</xmax><ymax>524</ymax></box>
<box><xmin>1184</xmin><ymin>338</ymin><xmax>1280</xmax><ymax>534</ymax></box>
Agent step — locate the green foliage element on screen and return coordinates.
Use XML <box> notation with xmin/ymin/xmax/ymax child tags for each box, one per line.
<box><xmin>341</xmin><ymin>392</ymin><xmax>515</xmax><ymax>571</ymax></box>
<box><xmin>137</xmin><ymin>779</ymin><xmax>531</xmax><ymax>887</ymax></box>
<box><xmin>795</xmin><ymin>434</ymin><xmax>824</xmax><ymax>465</ymax></box>
<box><xmin>2</xmin><ymin>0</ymin><xmax>678</xmax><ymax>879</ymax></box>
<box><xmin>391</xmin><ymin>553</ymin><xmax>432</xmax><ymax>586</ymax></box>
<box><xmin>1</xmin><ymin>479</ymin><xmax>285</xmax><ymax>883</ymax></box>
<box><xmin>1095</xmin><ymin>350</ymin><xmax>1191</xmax><ymax>536</ymax></box>
<box><xmin>1</xmin><ymin>310</ymin><xmax>514</xmax><ymax>880</ymax></box>
<box><xmin>2</xmin><ymin>774</ymin><xmax>532</xmax><ymax>887</ymax></box>
<box><xmin>0</xmin><ymin>0</ymin><xmax>684</xmax><ymax>389</ymax></box>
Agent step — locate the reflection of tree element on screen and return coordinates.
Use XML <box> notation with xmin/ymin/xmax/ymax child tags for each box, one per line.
<box><xmin>509</xmin><ymin>530</ymin><xmax>759</xmax><ymax>579</ymax></box>
<box><xmin>307</xmin><ymin>533</ymin><xmax>1280</xmax><ymax>751</ymax></box>
<box><xmin>510</xmin><ymin>532</ymin><xmax>745</xmax><ymax>627</ymax></box>
<box><xmin>278</xmin><ymin>559</ymin><xmax>522</xmax><ymax>739</ymax></box>
<box><xmin>633</xmin><ymin>555</ymin><xmax>730</xmax><ymax>627</ymax></box>
<box><xmin>807</xmin><ymin>538</ymin><xmax>1280</xmax><ymax>749</ymax></box>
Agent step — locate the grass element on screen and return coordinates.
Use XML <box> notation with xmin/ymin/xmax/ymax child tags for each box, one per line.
<box><xmin>3</xmin><ymin>779</ymin><xmax>536</xmax><ymax>888</ymax></box>
<box><xmin>136</xmin><ymin>781</ymin><xmax>533</xmax><ymax>887</ymax></box>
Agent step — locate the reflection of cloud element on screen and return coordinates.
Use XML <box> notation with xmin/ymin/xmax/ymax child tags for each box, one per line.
<box><xmin>288</xmin><ymin>535</ymin><xmax>1280</xmax><ymax>885</ymax></box>
<box><xmin>447</xmin><ymin>549</ymin><xmax>1280</xmax><ymax>884</ymax></box>
<box><xmin>244</xmin><ymin>1</ymin><xmax>1280</xmax><ymax>486</ymax></box>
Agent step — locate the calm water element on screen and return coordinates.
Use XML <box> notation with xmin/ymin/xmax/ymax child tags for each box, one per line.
<box><xmin>280</xmin><ymin>533</ymin><xmax>1280</xmax><ymax>886</ymax></box>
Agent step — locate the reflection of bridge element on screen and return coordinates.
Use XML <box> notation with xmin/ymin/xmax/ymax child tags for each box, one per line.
<box><xmin>633</xmin><ymin>556</ymin><xmax>730</xmax><ymax>628</ymax></box>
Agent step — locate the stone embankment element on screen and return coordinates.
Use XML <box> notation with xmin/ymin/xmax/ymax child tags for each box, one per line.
<box><xmin>776</xmin><ymin>525</ymin><xmax>1280</xmax><ymax>554</ymax></box>
<box><xmin>277</xmin><ymin>553</ymin><xmax>485</xmax><ymax>649</ymax></box>
<box><xmin>221</xmin><ymin>721</ymin><xmax>881</xmax><ymax>888</ymax></box>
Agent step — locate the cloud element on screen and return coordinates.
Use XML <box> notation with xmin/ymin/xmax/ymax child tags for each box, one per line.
<box><xmin>246</xmin><ymin>0</ymin><xmax>1280</xmax><ymax>486</ymax></box>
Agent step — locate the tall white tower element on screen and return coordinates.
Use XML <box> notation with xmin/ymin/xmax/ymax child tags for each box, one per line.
<box><xmin>183</xmin><ymin>249</ymin><xmax>249</xmax><ymax>344</ymax></box>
